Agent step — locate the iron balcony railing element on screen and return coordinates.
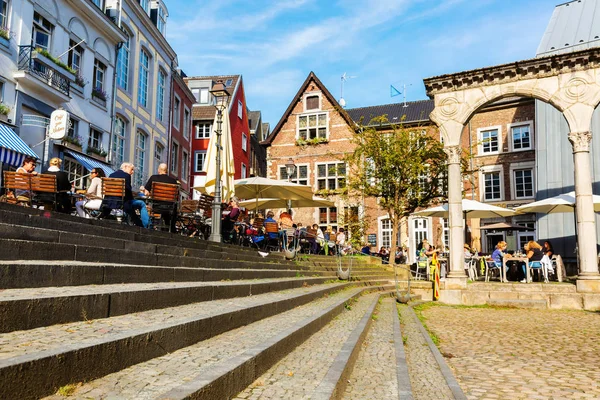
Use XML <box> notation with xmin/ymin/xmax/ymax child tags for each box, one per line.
<box><xmin>18</xmin><ymin>45</ymin><xmax>71</xmax><ymax>97</ymax></box>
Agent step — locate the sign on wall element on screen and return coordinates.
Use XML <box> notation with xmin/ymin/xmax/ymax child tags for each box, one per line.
<box><xmin>367</xmin><ymin>233</ymin><xmax>377</xmax><ymax>246</ymax></box>
<box><xmin>48</xmin><ymin>110</ymin><xmax>69</xmax><ymax>140</ymax></box>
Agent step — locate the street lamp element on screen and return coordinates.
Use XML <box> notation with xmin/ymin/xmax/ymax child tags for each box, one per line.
<box><xmin>285</xmin><ymin>157</ymin><xmax>296</xmax><ymax>182</ymax></box>
<box><xmin>208</xmin><ymin>80</ymin><xmax>230</xmax><ymax>243</ymax></box>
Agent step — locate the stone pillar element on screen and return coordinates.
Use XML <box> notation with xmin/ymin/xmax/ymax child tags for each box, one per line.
<box><xmin>569</xmin><ymin>131</ymin><xmax>600</xmax><ymax>292</ymax></box>
<box><xmin>444</xmin><ymin>145</ymin><xmax>467</xmax><ymax>288</ymax></box>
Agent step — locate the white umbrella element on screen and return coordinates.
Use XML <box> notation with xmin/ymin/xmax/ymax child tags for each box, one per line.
<box><xmin>239</xmin><ymin>196</ymin><xmax>334</xmax><ymax>211</ymax></box>
<box><xmin>233</xmin><ymin>177</ymin><xmax>313</xmax><ymax>200</ymax></box>
<box><xmin>413</xmin><ymin>199</ymin><xmax>515</xmax><ymax>218</ymax></box>
<box><xmin>514</xmin><ymin>191</ymin><xmax>600</xmax><ymax>214</ymax></box>
<box><xmin>194</xmin><ymin>107</ymin><xmax>235</xmax><ymax>200</ymax></box>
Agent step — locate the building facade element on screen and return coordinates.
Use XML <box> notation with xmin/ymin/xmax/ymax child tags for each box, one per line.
<box><xmin>248</xmin><ymin>110</ymin><xmax>267</xmax><ymax>177</ymax></box>
<box><xmin>169</xmin><ymin>68</ymin><xmax>194</xmax><ymax>198</ymax></box>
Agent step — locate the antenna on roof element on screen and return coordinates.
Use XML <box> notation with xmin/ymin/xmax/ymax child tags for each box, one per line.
<box><xmin>339</xmin><ymin>72</ymin><xmax>356</xmax><ymax>108</ymax></box>
<box><xmin>390</xmin><ymin>83</ymin><xmax>412</xmax><ymax>107</ymax></box>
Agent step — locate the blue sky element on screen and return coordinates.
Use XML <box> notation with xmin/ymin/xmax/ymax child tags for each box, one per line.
<box><xmin>167</xmin><ymin>0</ymin><xmax>558</xmax><ymax>126</ymax></box>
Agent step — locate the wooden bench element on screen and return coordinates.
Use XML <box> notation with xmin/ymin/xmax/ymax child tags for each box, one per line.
<box><xmin>2</xmin><ymin>171</ymin><xmax>33</xmax><ymax>206</ymax></box>
<box><xmin>99</xmin><ymin>177</ymin><xmax>126</xmax><ymax>219</ymax></box>
<box><xmin>30</xmin><ymin>174</ymin><xmax>57</xmax><ymax>210</ymax></box>
<box><xmin>148</xmin><ymin>182</ymin><xmax>179</xmax><ymax>231</ymax></box>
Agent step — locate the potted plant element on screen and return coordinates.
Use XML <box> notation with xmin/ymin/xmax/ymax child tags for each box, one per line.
<box><xmin>91</xmin><ymin>87</ymin><xmax>107</xmax><ymax>106</ymax></box>
<box><xmin>62</xmin><ymin>134</ymin><xmax>83</xmax><ymax>151</ymax></box>
<box><xmin>0</xmin><ymin>103</ymin><xmax>9</xmax><ymax>122</ymax></box>
<box><xmin>74</xmin><ymin>74</ymin><xmax>86</xmax><ymax>88</ymax></box>
<box><xmin>32</xmin><ymin>48</ymin><xmax>76</xmax><ymax>80</ymax></box>
<box><xmin>0</xmin><ymin>26</ymin><xmax>9</xmax><ymax>45</ymax></box>
<box><xmin>295</xmin><ymin>137</ymin><xmax>329</xmax><ymax>146</ymax></box>
<box><xmin>86</xmin><ymin>145</ymin><xmax>108</xmax><ymax>161</ymax></box>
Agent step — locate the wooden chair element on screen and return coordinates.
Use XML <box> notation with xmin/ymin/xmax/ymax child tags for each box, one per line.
<box><xmin>176</xmin><ymin>199</ymin><xmax>200</xmax><ymax>236</ymax></box>
<box><xmin>99</xmin><ymin>177</ymin><xmax>126</xmax><ymax>219</ymax></box>
<box><xmin>2</xmin><ymin>171</ymin><xmax>33</xmax><ymax>206</ymax></box>
<box><xmin>197</xmin><ymin>194</ymin><xmax>214</xmax><ymax>219</ymax></box>
<box><xmin>264</xmin><ymin>221</ymin><xmax>280</xmax><ymax>251</ymax></box>
<box><xmin>148</xmin><ymin>182</ymin><xmax>179</xmax><ymax>231</ymax></box>
<box><xmin>30</xmin><ymin>174</ymin><xmax>57</xmax><ymax>210</ymax></box>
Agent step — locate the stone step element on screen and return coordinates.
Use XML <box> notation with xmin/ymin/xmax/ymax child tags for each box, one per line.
<box><xmin>231</xmin><ymin>292</ymin><xmax>380</xmax><ymax>400</ymax></box>
<box><xmin>0</xmin><ymin>260</ymin><xmax>315</xmax><ymax>289</ymax></box>
<box><xmin>0</xmin><ymin>277</ymin><xmax>338</xmax><ymax>332</ymax></box>
<box><xmin>342</xmin><ymin>297</ymin><xmax>412</xmax><ymax>400</ymax></box>
<box><xmin>468</xmin><ymin>281</ymin><xmax>577</xmax><ymax>293</ymax></box>
<box><xmin>487</xmin><ymin>298</ymin><xmax>549</xmax><ymax>309</ymax></box>
<box><xmin>0</xmin><ymin>238</ymin><xmax>307</xmax><ymax>271</ymax></box>
<box><xmin>0</xmin><ymin>282</ymin><xmax>364</xmax><ymax>400</ymax></box>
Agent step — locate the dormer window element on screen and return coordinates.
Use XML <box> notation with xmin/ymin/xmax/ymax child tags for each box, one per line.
<box><xmin>157</xmin><ymin>6</ymin><xmax>167</xmax><ymax>36</ymax></box>
<box><xmin>139</xmin><ymin>0</ymin><xmax>149</xmax><ymax>13</ymax></box>
<box><xmin>303</xmin><ymin>92</ymin><xmax>322</xmax><ymax>112</ymax></box>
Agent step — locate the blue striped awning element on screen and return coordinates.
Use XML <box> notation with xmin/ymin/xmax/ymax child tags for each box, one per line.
<box><xmin>64</xmin><ymin>150</ymin><xmax>114</xmax><ymax>176</ymax></box>
<box><xmin>0</xmin><ymin>124</ymin><xmax>39</xmax><ymax>168</ymax></box>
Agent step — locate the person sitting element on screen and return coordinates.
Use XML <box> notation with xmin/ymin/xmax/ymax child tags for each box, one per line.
<box><xmin>44</xmin><ymin>157</ymin><xmax>72</xmax><ymax>213</ymax></box>
<box><xmin>525</xmin><ymin>240</ymin><xmax>544</xmax><ymax>282</ymax></box>
<box><xmin>464</xmin><ymin>243</ymin><xmax>473</xmax><ymax>258</ymax></box>
<box><xmin>491</xmin><ymin>241</ymin><xmax>513</xmax><ymax>280</ymax></box>
<box><xmin>108</xmin><ymin>163</ymin><xmax>149</xmax><ymax>228</ymax></box>
<box><xmin>14</xmin><ymin>156</ymin><xmax>38</xmax><ymax>202</ymax></box>
<box><xmin>221</xmin><ymin>197</ymin><xmax>240</xmax><ymax>243</ymax></box>
<box><xmin>141</xmin><ymin>163</ymin><xmax>178</xmax><ymax>232</ymax></box>
<box><xmin>395</xmin><ymin>247</ymin><xmax>406</xmax><ymax>264</ymax></box>
<box><xmin>379</xmin><ymin>246</ymin><xmax>389</xmax><ymax>263</ymax></box>
<box><xmin>542</xmin><ymin>241</ymin><xmax>554</xmax><ymax>257</ymax></box>
<box><xmin>361</xmin><ymin>243</ymin><xmax>371</xmax><ymax>255</ymax></box>
<box><xmin>316</xmin><ymin>226</ymin><xmax>325</xmax><ymax>253</ymax></box>
<box><xmin>75</xmin><ymin>168</ymin><xmax>105</xmax><ymax>218</ymax></box>
<box><xmin>336</xmin><ymin>228</ymin><xmax>351</xmax><ymax>255</ymax></box>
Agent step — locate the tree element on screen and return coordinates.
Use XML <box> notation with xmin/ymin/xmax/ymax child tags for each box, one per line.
<box><xmin>343</xmin><ymin>116</ymin><xmax>447</xmax><ymax>272</ymax></box>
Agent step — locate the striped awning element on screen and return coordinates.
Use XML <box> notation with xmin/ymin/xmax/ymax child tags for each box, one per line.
<box><xmin>0</xmin><ymin>124</ymin><xmax>39</xmax><ymax>168</ymax></box>
<box><xmin>64</xmin><ymin>150</ymin><xmax>114</xmax><ymax>176</ymax></box>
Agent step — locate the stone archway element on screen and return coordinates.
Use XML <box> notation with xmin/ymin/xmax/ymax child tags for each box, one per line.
<box><xmin>423</xmin><ymin>48</ymin><xmax>600</xmax><ymax>292</ymax></box>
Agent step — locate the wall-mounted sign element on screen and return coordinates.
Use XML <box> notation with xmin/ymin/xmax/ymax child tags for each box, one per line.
<box><xmin>367</xmin><ymin>233</ymin><xmax>377</xmax><ymax>246</ymax></box>
<box><xmin>48</xmin><ymin>110</ymin><xmax>69</xmax><ymax>140</ymax></box>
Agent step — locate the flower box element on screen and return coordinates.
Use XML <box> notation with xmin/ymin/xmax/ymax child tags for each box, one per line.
<box><xmin>61</xmin><ymin>140</ymin><xmax>82</xmax><ymax>153</ymax></box>
<box><xmin>0</xmin><ymin>36</ymin><xmax>9</xmax><ymax>49</ymax></box>
<box><xmin>31</xmin><ymin>50</ymin><xmax>76</xmax><ymax>82</ymax></box>
<box><xmin>87</xmin><ymin>152</ymin><xmax>106</xmax><ymax>162</ymax></box>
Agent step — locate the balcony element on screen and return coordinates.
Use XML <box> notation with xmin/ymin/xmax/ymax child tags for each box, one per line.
<box><xmin>14</xmin><ymin>45</ymin><xmax>74</xmax><ymax>101</ymax></box>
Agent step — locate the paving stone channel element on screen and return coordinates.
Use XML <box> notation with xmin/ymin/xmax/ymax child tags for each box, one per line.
<box><xmin>342</xmin><ymin>297</ymin><xmax>400</xmax><ymax>400</ymax></box>
<box><xmin>419</xmin><ymin>304</ymin><xmax>600</xmax><ymax>400</ymax></box>
<box><xmin>41</xmin><ymin>286</ymin><xmax>365</xmax><ymax>399</ymax></box>
<box><xmin>398</xmin><ymin>304</ymin><xmax>455</xmax><ymax>400</ymax></box>
<box><xmin>234</xmin><ymin>292</ymin><xmax>380</xmax><ymax>399</ymax></box>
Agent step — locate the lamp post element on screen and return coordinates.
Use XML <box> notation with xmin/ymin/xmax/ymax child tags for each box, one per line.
<box><xmin>209</xmin><ymin>80</ymin><xmax>230</xmax><ymax>243</ymax></box>
<box><xmin>284</xmin><ymin>157</ymin><xmax>296</xmax><ymax>212</ymax></box>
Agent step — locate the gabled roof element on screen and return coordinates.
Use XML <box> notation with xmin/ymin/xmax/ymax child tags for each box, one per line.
<box><xmin>263</xmin><ymin>71</ymin><xmax>355</xmax><ymax>145</ymax></box>
<box><xmin>186</xmin><ymin>75</ymin><xmax>241</xmax><ymax>121</ymax></box>
<box><xmin>248</xmin><ymin>111</ymin><xmax>261</xmax><ymax>132</ymax></box>
<box><xmin>346</xmin><ymin>100</ymin><xmax>434</xmax><ymax>126</ymax></box>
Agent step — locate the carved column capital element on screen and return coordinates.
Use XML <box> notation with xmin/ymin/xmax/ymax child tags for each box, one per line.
<box><xmin>444</xmin><ymin>146</ymin><xmax>462</xmax><ymax>164</ymax></box>
<box><xmin>568</xmin><ymin>131</ymin><xmax>592</xmax><ymax>153</ymax></box>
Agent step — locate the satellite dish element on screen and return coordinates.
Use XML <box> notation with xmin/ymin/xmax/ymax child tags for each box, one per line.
<box><xmin>48</xmin><ymin>110</ymin><xmax>70</xmax><ymax>140</ymax></box>
<box><xmin>339</xmin><ymin>97</ymin><xmax>346</xmax><ymax>107</ymax></box>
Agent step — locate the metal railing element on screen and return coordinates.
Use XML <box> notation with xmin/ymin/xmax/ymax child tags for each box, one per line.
<box><xmin>18</xmin><ymin>45</ymin><xmax>71</xmax><ymax>97</ymax></box>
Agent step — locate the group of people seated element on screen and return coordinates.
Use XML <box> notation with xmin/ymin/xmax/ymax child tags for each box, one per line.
<box><xmin>489</xmin><ymin>239</ymin><xmax>555</xmax><ymax>282</ymax></box>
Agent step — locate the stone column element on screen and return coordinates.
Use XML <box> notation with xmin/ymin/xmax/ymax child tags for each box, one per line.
<box><xmin>569</xmin><ymin>131</ymin><xmax>600</xmax><ymax>292</ymax></box>
<box><xmin>444</xmin><ymin>145</ymin><xmax>467</xmax><ymax>288</ymax></box>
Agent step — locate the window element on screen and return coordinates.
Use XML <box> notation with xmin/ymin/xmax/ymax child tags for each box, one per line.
<box><xmin>195</xmin><ymin>123</ymin><xmax>211</xmax><ymax>139</ymax></box>
<box><xmin>381</xmin><ymin>218</ymin><xmax>392</xmax><ymax>248</ymax></box>
<box><xmin>138</xmin><ymin>50</ymin><xmax>149</xmax><ymax>107</ymax></box>
<box><xmin>319</xmin><ymin>207</ymin><xmax>338</xmax><ymax>231</ymax></box>
<box><xmin>182</xmin><ymin>151</ymin><xmax>188</xmax><ymax>181</ymax></box>
<box><xmin>241</xmin><ymin>132</ymin><xmax>247</xmax><ymax>151</ymax></box>
<box><xmin>32</xmin><ymin>12</ymin><xmax>53</xmax><ymax>51</ymax></box>
<box><xmin>511</xmin><ymin>124</ymin><xmax>532</xmax><ymax>151</ymax></box>
<box><xmin>238</xmin><ymin>100</ymin><xmax>243</xmax><ymax>119</ymax></box>
<box><xmin>280</xmin><ymin>165</ymin><xmax>308</xmax><ymax>185</ymax></box>
<box><xmin>173</xmin><ymin>96</ymin><xmax>180</xmax><ymax>129</ymax></box>
<box><xmin>480</xmin><ymin>128</ymin><xmax>500</xmax><ymax>154</ymax></box>
<box><xmin>68</xmin><ymin>39</ymin><xmax>83</xmax><ymax>75</ymax></box>
<box><xmin>116</xmin><ymin>32</ymin><xmax>129</xmax><ymax>90</ymax></box>
<box><xmin>316</xmin><ymin>162</ymin><xmax>346</xmax><ymax>191</ymax></box>
<box><xmin>0</xmin><ymin>0</ymin><xmax>9</xmax><ymax>30</ymax></box>
<box><xmin>93</xmin><ymin>59</ymin><xmax>106</xmax><ymax>91</ymax></box>
<box><xmin>64</xmin><ymin>158</ymin><xmax>85</xmax><ymax>189</ymax></box>
<box><xmin>191</xmin><ymin>88</ymin><xmax>199</xmax><ymax>102</ymax></box>
<box><xmin>66</xmin><ymin>117</ymin><xmax>78</xmax><ymax>139</ymax></box>
<box><xmin>194</xmin><ymin>151</ymin><xmax>206</xmax><ymax>172</ymax></box>
<box><xmin>225</xmin><ymin>78</ymin><xmax>233</xmax><ymax>87</ymax></box>
<box><xmin>193</xmin><ymin>87</ymin><xmax>209</xmax><ymax>104</ymax></box>
<box><xmin>306</xmin><ymin>95</ymin><xmax>319</xmax><ymax>110</ymax></box>
<box><xmin>154</xmin><ymin>142</ymin><xmax>164</xmax><ymax>163</ymax></box>
<box><xmin>241</xmin><ymin>163</ymin><xmax>246</xmax><ymax>179</ymax></box>
<box><xmin>442</xmin><ymin>218</ymin><xmax>449</xmax><ymax>250</ymax></box>
<box><xmin>112</xmin><ymin>117</ymin><xmax>126</xmax><ymax>167</ymax></box>
<box><xmin>514</xmin><ymin>169</ymin><xmax>534</xmax><ymax>199</ymax></box>
<box><xmin>483</xmin><ymin>171</ymin><xmax>502</xmax><ymax>201</ymax></box>
<box><xmin>157</xmin><ymin>6</ymin><xmax>167</xmax><ymax>36</ymax></box>
<box><xmin>298</xmin><ymin>113</ymin><xmax>327</xmax><ymax>140</ymax></box>
<box><xmin>156</xmin><ymin>69</ymin><xmax>165</xmax><ymax>121</ymax></box>
<box><xmin>91</xmin><ymin>0</ymin><xmax>103</xmax><ymax>9</ymax></box>
<box><xmin>139</xmin><ymin>0</ymin><xmax>149</xmax><ymax>13</ymax></box>
<box><xmin>88</xmin><ymin>127</ymin><xmax>103</xmax><ymax>150</ymax></box>
<box><xmin>171</xmin><ymin>142</ymin><xmax>178</xmax><ymax>174</ymax></box>
<box><xmin>183</xmin><ymin>108</ymin><xmax>190</xmax><ymax>139</ymax></box>
<box><xmin>134</xmin><ymin>131</ymin><xmax>147</xmax><ymax>188</ymax></box>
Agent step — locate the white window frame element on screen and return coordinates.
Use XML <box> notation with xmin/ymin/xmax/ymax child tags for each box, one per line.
<box><xmin>199</xmin><ymin>87</ymin><xmax>209</xmax><ymax>104</ymax></box>
<box><xmin>318</xmin><ymin>207</ymin><xmax>338</xmax><ymax>231</ymax></box>
<box><xmin>316</xmin><ymin>162</ymin><xmax>346</xmax><ymax>191</ymax></box>
<box><xmin>195</xmin><ymin>122</ymin><xmax>211</xmax><ymax>139</ymax></box>
<box><xmin>279</xmin><ymin>163</ymin><xmax>309</xmax><ymax>185</ymax></box>
<box><xmin>181</xmin><ymin>151</ymin><xmax>188</xmax><ymax>182</ymax></box>
<box><xmin>154</xmin><ymin>142</ymin><xmax>164</xmax><ymax>163</ymax></box>
<box><xmin>507</xmin><ymin>120</ymin><xmax>534</xmax><ymax>152</ymax></box>
<box><xmin>241</xmin><ymin>163</ymin><xmax>246</xmax><ymax>179</ymax></box>
<box><xmin>112</xmin><ymin>116</ymin><xmax>126</xmax><ymax>167</ymax></box>
<box><xmin>0</xmin><ymin>0</ymin><xmax>10</xmax><ymax>31</ymax></box>
<box><xmin>138</xmin><ymin>49</ymin><xmax>149</xmax><ymax>107</ymax></box>
<box><xmin>64</xmin><ymin>158</ymin><xmax>85</xmax><ymax>189</ymax></box>
<box><xmin>509</xmin><ymin>161</ymin><xmax>535</xmax><ymax>200</ymax></box>
<box><xmin>477</xmin><ymin>125</ymin><xmax>502</xmax><ymax>155</ymax></box>
<box><xmin>238</xmin><ymin>100</ymin><xmax>243</xmax><ymax>119</ymax></box>
<box><xmin>0</xmin><ymin>79</ymin><xmax>5</xmax><ymax>103</ymax></box>
<box><xmin>303</xmin><ymin>91</ymin><xmax>322</xmax><ymax>112</ymax></box>
<box><xmin>32</xmin><ymin>11</ymin><xmax>53</xmax><ymax>51</ymax></box>
<box><xmin>134</xmin><ymin>131</ymin><xmax>147</xmax><ymax>189</ymax></box>
<box><xmin>170</xmin><ymin>141</ymin><xmax>179</xmax><ymax>174</ymax></box>
<box><xmin>116</xmin><ymin>32</ymin><xmax>129</xmax><ymax>90</ymax></box>
<box><xmin>183</xmin><ymin>106</ymin><xmax>190</xmax><ymax>139</ymax></box>
<box><xmin>241</xmin><ymin>132</ymin><xmax>247</xmax><ymax>152</ymax></box>
<box><xmin>68</xmin><ymin>39</ymin><xmax>83</xmax><ymax>74</ymax></box>
<box><xmin>297</xmin><ymin>112</ymin><xmax>329</xmax><ymax>140</ymax></box>
<box><xmin>93</xmin><ymin>58</ymin><xmax>106</xmax><ymax>91</ymax></box>
<box><xmin>479</xmin><ymin>165</ymin><xmax>504</xmax><ymax>202</ymax></box>
<box><xmin>139</xmin><ymin>0</ymin><xmax>149</xmax><ymax>14</ymax></box>
<box><xmin>156</xmin><ymin>69</ymin><xmax>166</xmax><ymax>121</ymax></box>
<box><xmin>408</xmin><ymin>216</ymin><xmax>432</xmax><ymax>264</ymax></box>
<box><xmin>88</xmin><ymin>127</ymin><xmax>103</xmax><ymax>150</ymax></box>
<box><xmin>157</xmin><ymin>6</ymin><xmax>167</xmax><ymax>36</ymax></box>
<box><xmin>173</xmin><ymin>95</ymin><xmax>181</xmax><ymax>129</ymax></box>
<box><xmin>194</xmin><ymin>150</ymin><xmax>206</xmax><ymax>173</ymax></box>
<box><xmin>378</xmin><ymin>216</ymin><xmax>393</xmax><ymax>249</ymax></box>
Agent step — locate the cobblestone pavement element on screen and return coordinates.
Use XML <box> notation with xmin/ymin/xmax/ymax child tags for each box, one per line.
<box><xmin>0</xmin><ymin>282</ymin><xmax>345</xmax><ymax>361</ymax></box>
<box><xmin>0</xmin><ymin>277</ymin><xmax>327</xmax><ymax>301</ymax></box>
<box><xmin>420</xmin><ymin>305</ymin><xmax>600</xmax><ymax>399</ymax></box>
<box><xmin>342</xmin><ymin>297</ymin><xmax>399</xmax><ymax>400</ymax></box>
<box><xmin>43</xmin><ymin>287</ymin><xmax>364</xmax><ymax>399</ymax></box>
<box><xmin>234</xmin><ymin>293</ymin><xmax>379</xmax><ymax>400</ymax></box>
<box><xmin>398</xmin><ymin>304</ymin><xmax>454</xmax><ymax>400</ymax></box>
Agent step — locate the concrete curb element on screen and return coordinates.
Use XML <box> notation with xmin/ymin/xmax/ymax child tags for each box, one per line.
<box><xmin>393</xmin><ymin>301</ymin><xmax>414</xmax><ymax>400</ymax></box>
<box><xmin>407</xmin><ymin>305</ymin><xmax>467</xmax><ymax>400</ymax></box>
<box><xmin>311</xmin><ymin>294</ymin><xmax>380</xmax><ymax>400</ymax></box>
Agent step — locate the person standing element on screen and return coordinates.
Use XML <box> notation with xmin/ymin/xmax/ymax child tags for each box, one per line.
<box><xmin>108</xmin><ymin>163</ymin><xmax>149</xmax><ymax>228</ymax></box>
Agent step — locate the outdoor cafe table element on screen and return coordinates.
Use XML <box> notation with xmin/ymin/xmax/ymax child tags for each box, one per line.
<box><xmin>503</xmin><ymin>256</ymin><xmax>529</xmax><ymax>283</ymax></box>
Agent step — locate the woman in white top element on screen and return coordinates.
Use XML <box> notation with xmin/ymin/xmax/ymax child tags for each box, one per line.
<box><xmin>75</xmin><ymin>168</ymin><xmax>105</xmax><ymax>217</ymax></box>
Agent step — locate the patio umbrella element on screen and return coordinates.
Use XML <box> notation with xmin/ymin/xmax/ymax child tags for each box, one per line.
<box><xmin>239</xmin><ymin>196</ymin><xmax>334</xmax><ymax>211</ymax></box>
<box><xmin>514</xmin><ymin>191</ymin><xmax>600</xmax><ymax>214</ymax></box>
<box><xmin>413</xmin><ymin>199</ymin><xmax>515</xmax><ymax>218</ymax></box>
<box><xmin>233</xmin><ymin>177</ymin><xmax>313</xmax><ymax>200</ymax></box>
<box><xmin>194</xmin><ymin>107</ymin><xmax>235</xmax><ymax>201</ymax></box>
<box><xmin>479</xmin><ymin>222</ymin><xmax>531</xmax><ymax>231</ymax></box>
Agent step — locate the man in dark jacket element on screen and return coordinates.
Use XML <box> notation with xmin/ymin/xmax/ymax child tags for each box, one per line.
<box><xmin>107</xmin><ymin>162</ymin><xmax>149</xmax><ymax>228</ymax></box>
<box><xmin>141</xmin><ymin>163</ymin><xmax>178</xmax><ymax>232</ymax></box>
<box><xmin>44</xmin><ymin>157</ymin><xmax>72</xmax><ymax>213</ymax></box>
